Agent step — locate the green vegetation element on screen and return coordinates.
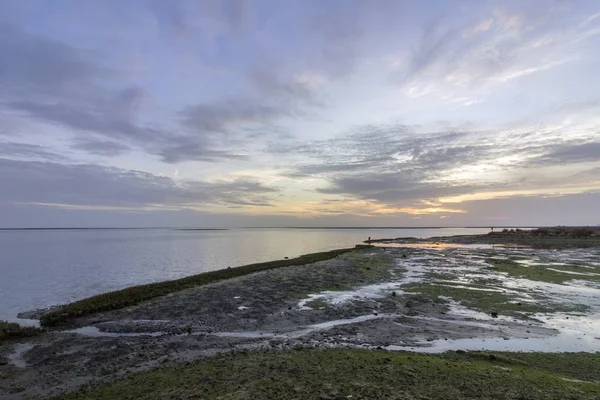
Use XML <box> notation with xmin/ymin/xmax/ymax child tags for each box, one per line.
<box><xmin>356</xmin><ymin>252</ymin><xmax>394</xmax><ymax>280</ymax></box>
<box><xmin>488</xmin><ymin>259</ymin><xmax>600</xmax><ymax>284</ymax></box>
<box><xmin>402</xmin><ymin>282</ymin><xmax>585</xmax><ymax>315</ymax></box>
<box><xmin>304</xmin><ymin>298</ymin><xmax>328</xmax><ymax>309</ymax></box>
<box><xmin>41</xmin><ymin>247</ymin><xmax>364</xmax><ymax>327</ymax></box>
<box><xmin>61</xmin><ymin>348</ymin><xmax>600</xmax><ymax>399</ymax></box>
<box><xmin>440</xmin><ymin>235</ymin><xmax>600</xmax><ymax>249</ymax></box>
<box><xmin>427</xmin><ymin>271</ymin><xmax>459</xmax><ymax>281</ymax></box>
<box><xmin>0</xmin><ymin>321</ymin><xmax>40</xmax><ymax>344</ymax></box>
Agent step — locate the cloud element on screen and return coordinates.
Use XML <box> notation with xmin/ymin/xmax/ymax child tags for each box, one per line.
<box><xmin>394</xmin><ymin>1</ymin><xmax>600</xmax><ymax>104</ymax></box>
<box><xmin>0</xmin><ymin>24</ymin><xmax>110</xmax><ymax>98</ymax></box>
<box><xmin>0</xmin><ymin>158</ymin><xmax>279</xmax><ymax>209</ymax></box>
<box><xmin>70</xmin><ymin>139</ymin><xmax>132</xmax><ymax>157</ymax></box>
<box><xmin>181</xmin><ymin>99</ymin><xmax>290</xmax><ymax>134</ymax></box>
<box><xmin>0</xmin><ymin>142</ymin><xmax>68</xmax><ymax>162</ymax></box>
<box><xmin>537</xmin><ymin>142</ymin><xmax>600</xmax><ymax>165</ymax></box>
<box><xmin>0</xmin><ymin>19</ymin><xmax>323</xmax><ymax>164</ymax></box>
<box><xmin>278</xmin><ymin>120</ymin><xmax>600</xmax><ymax>213</ymax></box>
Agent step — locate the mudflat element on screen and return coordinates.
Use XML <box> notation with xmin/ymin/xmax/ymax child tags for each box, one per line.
<box><xmin>1</xmin><ymin>241</ymin><xmax>600</xmax><ymax>399</ymax></box>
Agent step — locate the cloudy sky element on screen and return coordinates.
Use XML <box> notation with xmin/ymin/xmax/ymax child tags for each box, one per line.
<box><xmin>1</xmin><ymin>0</ymin><xmax>599</xmax><ymax>228</ymax></box>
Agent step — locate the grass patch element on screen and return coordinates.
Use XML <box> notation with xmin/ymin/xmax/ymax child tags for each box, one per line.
<box><xmin>41</xmin><ymin>247</ymin><xmax>364</xmax><ymax>327</ymax></box>
<box><xmin>304</xmin><ymin>299</ymin><xmax>328</xmax><ymax>309</ymax></box>
<box><xmin>403</xmin><ymin>282</ymin><xmax>584</xmax><ymax>315</ymax></box>
<box><xmin>488</xmin><ymin>259</ymin><xmax>600</xmax><ymax>284</ymax></box>
<box><xmin>357</xmin><ymin>254</ymin><xmax>393</xmax><ymax>280</ymax></box>
<box><xmin>0</xmin><ymin>321</ymin><xmax>41</xmax><ymax>344</ymax></box>
<box><xmin>427</xmin><ymin>271</ymin><xmax>459</xmax><ymax>281</ymax></box>
<box><xmin>60</xmin><ymin>348</ymin><xmax>600</xmax><ymax>400</ymax></box>
<box><xmin>441</xmin><ymin>235</ymin><xmax>600</xmax><ymax>249</ymax></box>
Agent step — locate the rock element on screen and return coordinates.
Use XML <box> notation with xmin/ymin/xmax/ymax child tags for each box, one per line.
<box><xmin>402</xmin><ymin>254</ymin><xmax>407</xmax><ymax>258</ymax></box>
<box><xmin>491</xmin><ymin>312</ymin><xmax>498</xmax><ymax>318</ymax></box>
<box><xmin>455</xmin><ymin>350</ymin><xmax>466</xmax><ymax>354</ymax></box>
<box><xmin>392</xmin><ymin>291</ymin><xmax>397</xmax><ymax>297</ymax></box>
<box><xmin>488</xmin><ymin>354</ymin><xmax>497</xmax><ymax>361</ymax></box>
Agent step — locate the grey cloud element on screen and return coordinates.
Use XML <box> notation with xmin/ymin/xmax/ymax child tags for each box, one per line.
<box><xmin>148</xmin><ymin>0</ymin><xmax>251</xmax><ymax>38</ymax></box>
<box><xmin>0</xmin><ymin>24</ymin><xmax>168</xmax><ymax>156</ymax></box>
<box><xmin>316</xmin><ymin>173</ymin><xmax>478</xmax><ymax>203</ymax></box>
<box><xmin>0</xmin><ymin>22</ymin><xmax>315</xmax><ymax>164</ymax></box>
<box><xmin>70</xmin><ymin>139</ymin><xmax>132</xmax><ymax>157</ymax></box>
<box><xmin>0</xmin><ymin>24</ymin><xmax>109</xmax><ymax>98</ymax></box>
<box><xmin>158</xmin><ymin>140</ymin><xmax>248</xmax><ymax>164</ymax></box>
<box><xmin>278</xmin><ymin>126</ymin><xmax>490</xmax><ymax>204</ymax></box>
<box><xmin>9</xmin><ymin>97</ymin><xmax>251</xmax><ymax>163</ymax></box>
<box><xmin>542</xmin><ymin>142</ymin><xmax>600</xmax><ymax>164</ymax></box>
<box><xmin>250</xmin><ymin>70</ymin><xmax>314</xmax><ymax>104</ymax></box>
<box><xmin>281</xmin><ymin>125</ymin><xmax>484</xmax><ymax>177</ymax></box>
<box><xmin>181</xmin><ymin>100</ymin><xmax>290</xmax><ymax>134</ymax></box>
<box><xmin>0</xmin><ymin>142</ymin><xmax>67</xmax><ymax>162</ymax></box>
<box><xmin>0</xmin><ymin>158</ymin><xmax>278</xmax><ymax>208</ymax></box>
<box><xmin>8</xmin><ymin>97</ymin><xmax>163</xmax><ymax>143</ymax></box>
<box><xmin>280</xmin><ymin>122</ymin><xmax>599</xmax><ymax>206</ymax></box>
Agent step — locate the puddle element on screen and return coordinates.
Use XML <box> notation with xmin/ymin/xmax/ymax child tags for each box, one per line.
<box><xmin>298</xmin><ymin>283</ymin><xmax>405</xmax><ymax>310</ymax></box>
<box><xmin>545</xmin><ymin>268</ymin><xmax>600</xmax><ymax>277</ymax></box>
<box><xmin>215</xmin><ymin>314</ymin><xmax>389</xmax><ymax>340</ymax></box>
<box><xmin>8</xmin><ymin>343</ymin><xmax>35</xmax><ymax>368</ymax></box>
<box><xmin>213</xmin><ymin>331</ymin><xmax>276</xmax><ymax>339</ymax></box>
<box><xmin>387</xmin><ymin>333</ymin><xmax>600</xmax><ymax>353</ymax></box>
<box><xmin>304</xmin><ymin>314</ymin><xmax>383</xmax><ymax>331</ymax></box>
<box><xmin>67</xmin><ymin>326</ymin><xmax>167</xmax><ymax>338</ymax></box>
<box><xmin>385</xmin><ymin>300</ymin><xmax>600</xmax><ymax>353</ymax></box>
<box><xmin>433</xmin><ymin>284</ymin><xmax>506</xmax><ymax>293</ymax></box>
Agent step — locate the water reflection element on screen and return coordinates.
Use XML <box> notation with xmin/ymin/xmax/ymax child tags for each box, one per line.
<box><xmin>0</xmin><ymin>228</ymin><xmax>490</xmax><ymax>322</ymax></box>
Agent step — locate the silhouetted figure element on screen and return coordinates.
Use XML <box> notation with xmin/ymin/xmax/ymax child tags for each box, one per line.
<box><xmin>368</xmin><ymin>236</ymin><xmax>371</xmax><ymax>243</ymax></box>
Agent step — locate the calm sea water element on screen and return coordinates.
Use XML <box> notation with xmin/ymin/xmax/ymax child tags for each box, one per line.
<box><xmin>0</xmin><ymin>227</ymin><xmax>489</xmax><ymax>322</ymax></box>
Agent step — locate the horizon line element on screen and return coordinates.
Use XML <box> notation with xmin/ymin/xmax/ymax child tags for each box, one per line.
<box><xmin>0</xmin><ymin>225</ymin><xmax>580</xmax><ymax>231</ymax></box>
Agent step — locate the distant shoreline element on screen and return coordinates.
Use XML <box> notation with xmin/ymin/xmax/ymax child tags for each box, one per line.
<box><xmin>0</xmin><ymin>226</ymin><xmax>548</xmax><ymax>231</ymax></box>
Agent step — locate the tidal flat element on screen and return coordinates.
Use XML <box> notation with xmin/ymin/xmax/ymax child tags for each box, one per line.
<box><xmin>1</xmin><ymin>239</ymin><xmax>600</xmax><ymax>399</ymax></box>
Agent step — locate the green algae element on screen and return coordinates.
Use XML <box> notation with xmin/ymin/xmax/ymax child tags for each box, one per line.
<box><xmin>488</xmin><ymin>259</ymin><xmax>600</xmax><ymax>284</ymax></box>
<box><xmin>402</xmin><ymin>282</ymin><xmax>587</xmax><ymax>315</ymax></box>
<box><xmin>60</xmin><ymin>348</ymin><xmax>600</xmax><ymax>400</ymax></box>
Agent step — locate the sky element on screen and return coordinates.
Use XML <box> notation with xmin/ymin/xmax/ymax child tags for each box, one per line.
<box><xmin>0</xmin><ymin>0</ymin><xmax>599</xmax><ymax>228</ymax></box>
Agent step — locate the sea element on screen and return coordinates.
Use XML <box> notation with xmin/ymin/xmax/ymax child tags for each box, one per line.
<box><xmin>0</xmin><ymin>227</ymin><xmax>490</xmax><ymax>323</ymax></box>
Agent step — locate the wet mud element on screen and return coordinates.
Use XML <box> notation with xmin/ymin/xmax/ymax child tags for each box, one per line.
<box><xmin>2</xmin><ymin>245</ymin><xmax>600</xmax><ymax>399</ymax></box>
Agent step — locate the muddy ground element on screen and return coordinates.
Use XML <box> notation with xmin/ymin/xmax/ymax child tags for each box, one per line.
<box><xmin>1</xmin><ymin>245</ymin><xmax>599</xmax><ymax>399</ymax></box>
